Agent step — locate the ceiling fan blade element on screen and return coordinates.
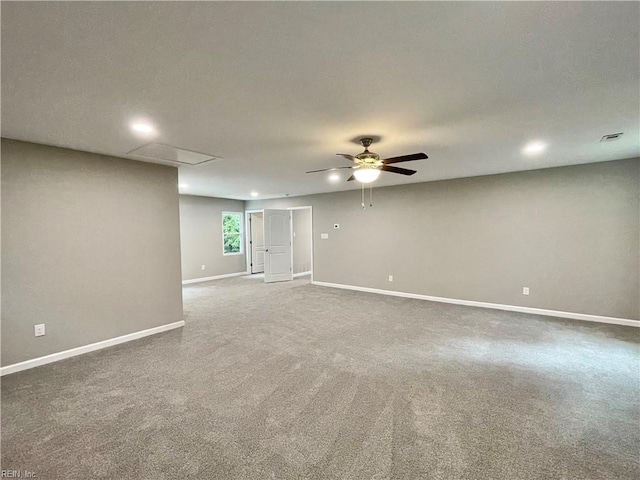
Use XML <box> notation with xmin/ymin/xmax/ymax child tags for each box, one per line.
<box><xmin>347</xmin><ymin>174</ymin><xmax>356</xmax><ymax>182</ymax></box>
<box><xmin>306</xmin><ymin>166</ymin><xmax>354</xmax><ymax>174</ymax></box>
<box><xmin>382</xmin><ymin>152</ymin><xmax>428</xmax><ymax>164</ymax></box>
<box><xmin>337</xmin><ymin>154</ymin><xmax>356</xmax><ymax>161</ymax></box>
<box><xmin>381</xmin><ymin>165</ymin><xmax>417</xmax><ymax>176</ymax></box>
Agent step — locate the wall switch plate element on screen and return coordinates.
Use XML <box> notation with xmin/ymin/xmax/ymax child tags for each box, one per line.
<box><xmin>388</xmin><ymin>275</ymin><xmax>394</xmax><ymax>282</ymax></box>
<box><xmin>201</xmin><ymin>265</ymin><xmax>206</xmax><ymax>270</ymax></box>
<box><xmin>522</xmin><ymin>287</ymin><xmax>530</xmax><ymax>295</ymax></box>
<box><xmin>333</xmin><ymin>224</ymin><xmax>340</xmax><ymax>229</ymax></box>
<box><xmin>321</xmin><ymin>233</ymin><xmax>328</xmax><ymax>239</ymax></box>
<box><xmin>34</xmin><ymin>324</ymin><xmax>46</xmax><ymax>337</ymax></box>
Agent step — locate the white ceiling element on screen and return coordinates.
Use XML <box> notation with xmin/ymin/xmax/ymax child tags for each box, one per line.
<box><xmin>2</xmin><ymin>2</ymin><xmax>639</xmax><ymax>200</ymax></box>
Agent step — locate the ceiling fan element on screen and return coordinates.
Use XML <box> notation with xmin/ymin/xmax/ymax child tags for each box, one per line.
<box><xmin>306</xmin><ymin>137</ymin><xmax>428</xmax><ymax>183</ymax></box>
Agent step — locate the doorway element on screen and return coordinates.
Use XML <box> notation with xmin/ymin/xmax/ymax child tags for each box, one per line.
<box><xmin>290</xmin><ymin>207</ymin><xmax>312</xmax><ymax>277</ymax></box>
<box><xmin>248</xmin><ymin>212</ymin><xmax>265</xmax><ymax>274</ymax></box>
<box><xmin>245</xmin><ymin>206</ymin><xmax>313</xmax><ymax>282</ymax></box>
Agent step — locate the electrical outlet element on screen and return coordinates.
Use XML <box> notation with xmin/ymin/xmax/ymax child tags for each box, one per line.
<box><xmin>34</xmin><ymin>324</ymin><xmax>46</xmax><ymax>337</ymax></box>
<box><xmin>321</xmin><ymin>233</ymin><xmax>328</xmax><ymax>239</ymax></box>
<box><xmin>333</xmin><ymin>224</ymin><xmax>340</xmax><ymax>229</ymax></box>
<box><xmin>522</xmin><ymin>287</ymin><xmax>530</xmax><ymax>295</ymax></box>
<box><xmin>201</xmin><ymin>265</ymin><xmax>206</xmax><ymax>270</ymax></box>
<box><xmin>388</xmin><ymin>275</ymin><xmax>394</xmax><ymax>282</ymax></box>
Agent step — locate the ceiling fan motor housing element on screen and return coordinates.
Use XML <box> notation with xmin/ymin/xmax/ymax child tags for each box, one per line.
<box><xmin>356</xmin><ymin>138</ymin><xmax>383</xmax><ymax>167</ymax></box>
<box><xmin>355</xmin><ymin>151</ymin><xmax>382</xmax><ymax>167</ymax></box>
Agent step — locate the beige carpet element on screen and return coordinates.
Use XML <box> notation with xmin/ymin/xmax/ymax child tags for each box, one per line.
<box><xmin>2</xmin><ymin>275</ymin><xmax>639</xmax><ymax>479</ymax></box>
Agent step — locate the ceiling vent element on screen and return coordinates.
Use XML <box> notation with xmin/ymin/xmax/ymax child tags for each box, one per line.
<box><xmin>127</xmin><ymin>143</ymin><xmax>221</xmax><ymax>166</ymax></box>
<box><xmin>600</xmin><ymin>132</ymin><xmax>623</xmax><ymax>142</ymax></box>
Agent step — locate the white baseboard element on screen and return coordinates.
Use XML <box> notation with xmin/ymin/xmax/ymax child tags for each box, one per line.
<box><xmin>182</xmin><ymin>271</ymin><xmax>248</xmax><ymax>285</ymax></box>
<box><xmin>0</xmin><ymin>320</ymin><xmax>185</xmax><ymax>377</ymax></box>
<box><xmin>312</xmin><ymin>281</ymin><xmax>639</xmax><ymax>328</ymax></box>
<box><xmin>293</xmin><ymin>271</ymin><xmax>312</xmax><ymax>278</ymax></box>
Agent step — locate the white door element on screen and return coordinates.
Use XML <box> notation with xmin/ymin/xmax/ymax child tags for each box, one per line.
<box><xmin>264</xmin><ymin>209</ymin><xmax>292</xmax><ymax>283</ymax></box>
<box><xmin>250</xmin><ymin>212</ymin><xmax>265</xmax><ymax>274</ymax></box>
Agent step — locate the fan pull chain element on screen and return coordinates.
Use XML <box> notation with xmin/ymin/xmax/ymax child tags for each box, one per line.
<box><xmin>369</xmin><ymin>183</ymin><xmax>373</xmax><ymax>207</ymax></box>
<box><xmin>361</xmin><ymin>182</ymin><xmax>366</xmax><ymax>209</ymax></box>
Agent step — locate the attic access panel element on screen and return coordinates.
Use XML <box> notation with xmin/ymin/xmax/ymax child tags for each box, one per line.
<box><xmin>127</xmin><ymin>143</ymin><xmax>221</xmax><ymax>166</ymax></box>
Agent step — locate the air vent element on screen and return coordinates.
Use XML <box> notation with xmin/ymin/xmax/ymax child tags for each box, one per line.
<box><xmin>600</xmin><ymin>133</ymin><xmax>623</xmax><ymax>142</ymax></box>
<box><xmin>127</xmin><ymin>143</ymin><xmax>221</xmax><ymax>165</ymax></box>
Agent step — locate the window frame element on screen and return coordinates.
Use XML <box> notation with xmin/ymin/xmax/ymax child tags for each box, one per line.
<box><xmin>221</xmin><ymin>211</ymin><xmax>244</xmax><ymax>256</ymax></box>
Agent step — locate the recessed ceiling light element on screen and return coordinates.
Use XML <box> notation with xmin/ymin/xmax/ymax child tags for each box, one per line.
<box><xmin>131</xmin><ymin>122</ymin><xmax>155</xmax><ymax>134</ymax></box>
<box><xmin>522</xmin><ymin>141</ymin><xmax>547</xmax><ymax>156</ymax></box>
<box><xmin>329</xmin><ymin>173</ymin><xmax>340</xmax><ymax>182</ymax></box>
<box><xmin>250</xmin><ymin>191</ymin><xmax>258</xmax><ymax>197</ymax></box>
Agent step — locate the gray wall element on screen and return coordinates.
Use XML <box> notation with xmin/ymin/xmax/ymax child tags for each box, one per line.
<box><xmin>248</xmin><ymin>159</ymin><xmax>640</xmax><ymax>320</ymax></box>
<box><xmin>292</xmin><ymin>208</ymin><xmax>312</xmax><ymax>274</ymax></box>
<box><xmin>1</xmin><ymin>139</ymin><xmax>184</xmax><ymax>366</ymax></box>
<box><xmin>179</xmin><ymin>195</ymin><xmax>246</xmax><ymax>281</ymax></box>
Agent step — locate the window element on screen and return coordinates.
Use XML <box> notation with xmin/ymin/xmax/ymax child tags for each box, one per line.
<box><xmin>222</xmin><ymin>212</ymin><xmax>243</xmax><ymax>255</ymax></box>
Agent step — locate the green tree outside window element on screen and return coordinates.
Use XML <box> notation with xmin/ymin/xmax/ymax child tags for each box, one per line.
<box><xmin>223</xmin><ymin>213</ymin><xmax>242</xmax><ymax>254</ymax></box>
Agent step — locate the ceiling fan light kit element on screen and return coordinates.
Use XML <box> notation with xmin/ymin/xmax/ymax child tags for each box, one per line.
<box><xmin>353</xmin><ymin>167</ymin><xmax>381</xmax><ymax>183</ymax></box>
